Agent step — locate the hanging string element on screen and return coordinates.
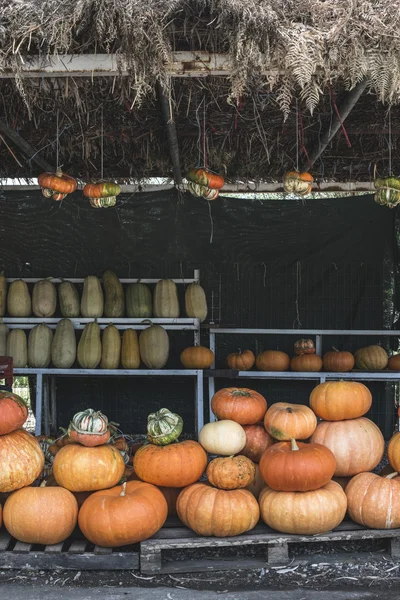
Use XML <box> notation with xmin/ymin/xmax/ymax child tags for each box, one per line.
<box><xmin>293</xmin><ymin>261</ymin><xmax>302</xmax><ymax>328</ymax></box>
<box><xmin>207</xmin><ymin>200</ymin><xmax>214</xmax><ymax>244</ymax></box>
<box><xmin>56</xmin><ymin>110</ymin><xmax>59</xmax><ymax>171</ymax></box>
<box><xmin>195</xmin><ymin>97</ymin><xmax>205</xmax><ymax>167</ymax></box>
<box><xmin>388</xmin><ymin>106</ymin><xmax>392</xmax><ymax>176</ymax></box>
<box><xmin>295</xmin><ymin>98</ymin><xmax>299</xmax><ymax>172</ymax></box>
<box><xmin>203</xmin><ymin>98</ymin><xmax>207</xmax><ymax>169</ymax></box>
<box><xmin>100</xmin><ymin>106</ymin><xmax>104</xmax><ymax>180</ymax></box>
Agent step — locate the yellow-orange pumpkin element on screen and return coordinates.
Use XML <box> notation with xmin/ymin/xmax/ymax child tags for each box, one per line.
<box><xmin>346</xmin><ymin>472</ymin><xmax>400</xmax><ymax>529</ymax></box>
<box><xmin>264</xmin><ymin>402</ymin><xmax>317</xmax><ymax>440</ymax></box>
<box><xmin>255</xmin><ymin>350</ymin><xmax>290</xmax><ymax>372</ymax></box>
<box><xmin>211</xmin><ymin>387</ymin><xmax>267</xmax><ymax>425</ymax></box>
<box><xmin>206</xmin><ymin>455</ymin><xmax>256</xmax><ymax>490</ymax></box>
<box><xmin>309</xmin><ymin>381</ymin><xmax>372</xmax><ymax>421</ymax></box>
<box><xmin>180</xmin><ymin>346</ymin><xmax>214</xmax><ymax>369</ymax></box>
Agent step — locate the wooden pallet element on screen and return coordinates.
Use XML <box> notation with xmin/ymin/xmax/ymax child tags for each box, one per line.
<box><xmin>140</xmin><ymin>520</ymin><xmax>400</xmax><ymax>574</ymax></box>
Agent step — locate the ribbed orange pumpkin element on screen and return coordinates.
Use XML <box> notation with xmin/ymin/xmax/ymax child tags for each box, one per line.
<box><xmin>180</xmin><ymin>346</ymin><xmax>214</xmax><ymax>369</ymax></box>
<box><xmin>0</xmin><ymin>391</ymin><xmax>28</xmax><ymax>435</ymax></box>
<box><xmin>133</xmin><ymin>440</ymin><xmax>207</xmax><ymax>488</ymax></box>
<box><xmin>346</xmin><ymin>472</ymin><xmax>400</xmax><ymax>529</ymax></box>
<box><xmin>259</xmin><ymin>439</ymin><xmax>336</xmax><ymax>492</ymax></box>
<box><xmin>387</xmin><ymin>432</ymin><xmax>400</xmax><ymax>472</ymax></box>
<box><xmin>310</xmin><ymin>417</ymin><xmax>384</xmax><ymax>477</ymax></box>
<box><xmin>206</xmin><ymin>456</ymin><xmax>256</xmax><ymax>490</ymax></box>
<box><xmin>0</xmin><ymin>430</ymin><xmax>44</xmax><ymax>492</ymax></box>
<box><xmin>38</xmin><ymin>170</ymin><xmax>77</xmax><ymax>196</ymax></box>
<box><xmin>309</xmin><ymin>381</ymin><xmax>372</xmax><ymax>421</ymax></box>
<box><xmin>211</xmin><ymin>387</ymin><xmax>267</xmax><ymax>425</ymax></box>
<box><xmin>323</xmin><ymin>348</ymin><xmax>355</xmax><ymax>372</ymax></box>
<box><xmin>290</xmin><ymin>354</ymin><xmax>322</xmax><ymax>372</ymax></box>
<box><xmin>226</xmin><ymin>350</ymin><xmax>255</xmax><ymax>371</ymax></box>
<box><xmin>240</xmin><ymin>424</ymin><xmax>275</xmax><ymax>462</ymax></box>
<box><xmin>264</xmin><ymin>402</ymin><xmax>317</xmax><ymax>440</ymax></box>
<box><xmin>177</xmin><ymin>483</ymin><xmax>259</xmax><ymax>537</ymax></box>
<box><xmin>255</xmin><ymin>350</ymin><xmax>290</xmax><ymax>372</ymax></box>
<box><xmin>78</xmin><ymin>480</ymin><xmax>168</xmax><ymax>547</ymax></box>
<box><xmin>388</xmin><ymin>355</ymin><xmax>400</xmax><ymax>370</ymax></box>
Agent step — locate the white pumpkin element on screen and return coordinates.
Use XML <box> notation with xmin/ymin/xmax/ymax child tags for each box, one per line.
<box><xmin>199</xmin><ymin>420</ymin><xmax>246</xmax><ymax>455</ymax></box>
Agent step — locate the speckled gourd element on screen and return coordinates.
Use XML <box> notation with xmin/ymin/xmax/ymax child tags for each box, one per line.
<box><xmin>103</xmin><ymin>270</ymin><xmax>125</xmax><ymax>318</ymax></box>
<box><xmin>81</xmin><ymin>276</ymin><xmax>104</xmax><ymax>318</ymax></box>
<box><xmin>28</xmin><ymin>324</ymin><xmax>53</xmax><ymax>368</ymax></box>
<box><xmin>0</xmin><ymin>319</ymin><xmax>9</xmax><ymax>355</ymax></box>
<box><xmin>77</xmin><ymin>322</ymin><xmax>102</xmax><ymax>369</ymax></box>
<box><xmin>121</xmin><ymin>329</ymin><xmax>140</xmax><ymax>369</ymax></box>
<box><xmin>185</xmin><ymin>283</ymin><xmax>207</xmax><ymax>322</ymax></box>
<box><xmin>7</xmin><ymin>280</ymin><xmax>31</xmax><ymax>317</ymax></box>
<box><xmin>32</xmin><ymin>280</ymin><xmax>57</xmax><ymax>317</ymax></box>
<box><xmin>6</xmin><ymin>329</ymin><xmax>27</xmax><ymax>367</ymax></box>
<box><xmin>0</xmin><ymin>272</ymin><xmax>6</xmax><ymax>317</ymax></box>
<box><xmin>51</xmin><ymin>319</ymin><xmax>76</xmax><ymax>369</ymax></box>
<box><xmin>59</xmin><ymin>281</ymin><xmax>80</xmax><ymax>317</ymax></box>
<box><xmin>139</xmin><ymin>323</ymin><xmax>169</xmax><ymax>369</ymax></box>
<box><xmin>101</xmin><ymin>325</ymin><xmax>121</xmax><ymax>369</ymax></box>
<box><xmin>153</xmin><ymin>280</ymin><xmax>179</xmax><ymax>318</ymax></box>
<box><xmin>126</xmin><ymin>283</ymin><xmax>152</xmax><ymax>318</ymax></box>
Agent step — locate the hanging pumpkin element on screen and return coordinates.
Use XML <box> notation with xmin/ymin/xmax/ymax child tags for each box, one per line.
<box><xmin>83</xmin><ymin>182</ymin><xmax>121</xmax><ymax>208</ymax></box>
<box><xmin>187</xmin><ymin>168</ymin><xmax>225</xmax><ymax>190</ymax></box>
<box><xmin>89</xmin><ymin>197</ymin><xmax>117</xmax><ymax>209</ymax></box>
<box><xmin>38</xmin><ymin>170</ymin><xmax>77</xmax><ymax>201</ymax></box>
<box><xmin>187</xmin><ymin>181</ymin><xmax>220</xmax><ymax>201</ymax></box>
<box><xmin>374</xmin><ymin>178</ymin><xmax>400</xmax><ymax>208</ymax></box>
<box><xmin>294</xmin><ymin>338</ymin><xmax>315</xmax><ymax>355</ymax></box>
<box><xmin>147</xmin><ymin>408</ymin><xmax>183</xmax><ymax>446</ymax></box>
<box><xmin>67</xmin><ymin>409</ymin><xmax>111</xmax><ymax>447</ymax></box>
<box><xmin>283</xmin><ymin>171</ymin><xmax>313</xmax><ymax>195</ymax></box>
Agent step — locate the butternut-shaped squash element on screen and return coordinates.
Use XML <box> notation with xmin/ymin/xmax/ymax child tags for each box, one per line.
<box><xmin>0</xmin><ymin>272</ymin><xmax>6</xmax><ymax>317</ymax></box>
<box><xmin>153</xmin><ymin>279</ymin><xmax>179</xmax><ymax>318</ymax></box>
<box><xmin>59</xmin><ymin>281</ymin><xmax>80</xmax><ymax>318</ymax></box>
<box><xmin>81</xmin><ymin>276</ymin><xmax>104</xmax><ymax>318</ymax></box>
<box><xmin>121</xmin><ymin>329</ymin><xmax>140</xmax><ymax>369</ymax></box>
<box><xmin>32</xmin><ymin>280</ymin><xmax>57</xmax><ymax>317</ymax></box>
<box><xmin>103</xmin><ymin>270</ymin><xmax>125</xmax><ymax>318</ymax></box>
<box><xmin>101</xmin><ymin>325</ymin><xmax>121</xmax><ymax>369</ymax></box>
<box><xmin>0</xmin><ymin>319</ymin><xmax>9</xmax><ymax>355</ymax></box>
<box><xmin>139</xmin><ymin>323</ymin><xmax>169</xmax><ymax>369</ymax></box>
<box><xmin>7</xmin><ymin>280</ymin><xmax>31</xmax><ymax>317</ymax></box>
<box><xmin>77</xmin><ymin>322</ymin><xmax>102</xmax><ymax>369</ymax></box>
<box><xmin>28</xmin><ymin>324</ymin><xmax>53</xmax><ymax>368</ymax></box>
<box><xmin>126</xmin><ymin>283</ymin><xmax>152</xmax><ymax>318</ymax></box>
<box><xmin>51</xmin><ymin>319</ymin><xmax>76</xmax><ymax>369</ymax></box>
<box><xmin>185</xmin><ymin>283</ymin><xmax>207</xmax><ymax>322</ymax></box>
<box><xmin>6</xmin><ymin>329</ymin><xmax>27</xmax><ymax>367</ymax></box>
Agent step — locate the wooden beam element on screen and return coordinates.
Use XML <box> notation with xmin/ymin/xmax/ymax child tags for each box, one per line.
<box><xmin>300</xmin><ymin>79</ymin><xmax>368</xmax><ymax>172</ymax></box>
<box><xmin>156</xmin><ymin>82</ymin><xmax>182</xmax><ymax>185</ymax></box>
<box><xmin>0</xmin><ymin>121</ymin><xmax>54</xmax><ymax>172</ymax></box>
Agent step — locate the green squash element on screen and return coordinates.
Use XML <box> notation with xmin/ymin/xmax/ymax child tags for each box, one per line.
<box><xmin>147</xmin><ymin>408</ymin><xmax>183</xmax><ymax>446</ymax></box>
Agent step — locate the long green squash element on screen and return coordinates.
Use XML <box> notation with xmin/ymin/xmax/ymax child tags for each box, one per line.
<box><xmin>6</xmin><ymin>329</ymin><xmax>27</xmax><ymax>368</ymax></box>
<box><xmin>59</xmin><ymin>281</ymin><xmax>80</xmax><ymax>317</ymax></box>
<box><xmin>32</xmin><ymin>280</ymin><xmax>57</xmax><ymax>317</ymax></box>
<box><xmin>51</xmin><ymin>319</ymin><xmax>76</xmax><ymax>369</ymax></box>
<box><xmin>81</xmin><ymin>276</ymin><xmax>104</xmax><ymax>318</ymax></box>
<box><xmin>153</xmin><ymin>279</ymin><xmax>180</xmax><ymax>318</ymax></box>
<box><xmin>101</xmin><ymin>324</ymin><xmax>121</xmax><ymax>369</ymax></box>
<box><xmin>103</xmin><ymin>270</ymin><xmax>125</xmax><ymax>318</ymax></box>
<box><xmin>126</xmin><ymin>282</ymin><xmax>152</xmax><ymax>318</ymax></box>
<box><xmin>28</xmin><ymin>324</ymin><xmax>53</xmax><ymax>368</ymax></box>
<box><xmin>77</xmin><ymin>322</ymin><xmax>102</xmax><ymax>369</ymax></box>
<box><xmin>139</xmin><ymin>323</ymin><xmax>169</xmax><ymax>369</ymax></box>
<box><xmin>0</xmin><ymin>272</ymin><xmax>6</xmax><ymax>317</ymax></box>
<box><xmin>7</xmin><ymin>280</ymin><xmax>31</xmax><ymax>317</ymax></box>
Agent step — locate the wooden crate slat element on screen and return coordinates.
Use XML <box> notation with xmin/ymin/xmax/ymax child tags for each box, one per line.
<box><xmin>12</xmin><ymin>541</ymin><xmax>33</xmax><ymax>553</ymax></box>
<box><xmin>0</xmin><ymin>552</ymin><xmax>139</xmax><ymax>570</ymax></box>
<box><xmin>93</xmin><ymin>546</ymin><xmax>113</xmax><ymax>555</ymax></box>
<box><xmin>0</xmin><ymin>532</ymin><xmax>11</xmax><ymax>551</ymax></box>
<box><xmin>68</xmin><ymin>540</ymin><xmax>89</xmax><ymax>554</ymax></box>
<box><xmin>44</xmin><ymin>542</ymin><xmax>65</xmax><ymax>553</ymax></box>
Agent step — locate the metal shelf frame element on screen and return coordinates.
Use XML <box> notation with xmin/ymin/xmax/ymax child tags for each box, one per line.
<box><xmin>208</xmin><ymin>328</ymin><xmax>400</xmax><ymax>422</ymax></box>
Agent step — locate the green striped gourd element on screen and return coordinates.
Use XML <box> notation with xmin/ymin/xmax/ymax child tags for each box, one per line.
<box><xmin>0</xmin><ymin>319</ymin><xmax>9</xmax><ymax>355</ymax></box>
<box><xmin>51</xmin><ymin>319</ymin><xmax>76</xmax><ymax>369</ymax></box>
<box><xmin>126</xmin><ymin>283</ymin><xmax>152</xmax><ymax>318</ymax></box>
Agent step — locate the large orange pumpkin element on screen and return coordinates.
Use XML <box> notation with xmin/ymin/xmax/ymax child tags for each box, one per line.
<box><xmin>259</xmin><ymin>439</ymin><xmax>336</xmax><ymax>492</ymax></box>
<box><xmin>291</xmin><ymin>354</ymin><xmax>322</xmax><ymax>372</ymax></box>
<box><xmin>387</xmin><ymin>432</ymin><xmax>400</xmax><ymax>472</ymax></box>
<box><xmin>53</xmin><ymin>443</ymin><xmax>125</xmax><ymax>492</ymax></box>
<box><xmin>211</xmin><ymin>387</ymin><xmax>267</xmax><ymax>425</ymax></box>
<box><xmin>323</xmin><ymin>348</ymin><xmax>354</xmax><ymax>372</ymax></box>
<box><xmin>259</xmin><ymin>481</ymin><xmax>347</xmax><ymax>535</ymax></box>
<box><xmin>0</xmin><ymin>429</ymin><xmax>44</xmax><ymax>492</ymax></box>
<box><xmin>263</xmin><ymin>402</ymin><xmax>317</xmax><ymax>440</ymax></box>
<box><xmin>177</xmin><ymin>483</ymin><xmax>259</xmax><ymax>537</ymax></box>
<box><xmin>255</xmin><ymin>350</ymin><xmax>290</xmax><ymax>372</ymax></box>
<box><xmin>240</xmin><ymin>424</ymin><xmax>274</xmax><ymax>462</ymax></box>
<box><xmin>354</xmin><ymin>345</ymin><xmax>388</xmax><ymax>370</ymax></box>
<box><xmin>309</xmin><ymin>381</ymin><xmax>372</xmax><ymax>421</ymax></box>
<box><xmin>226</xmin><ymin>350</ymin><xmax>255</xmax><ymax>371</ymax></box>
<box><xmin>133</xmin><ymin>440</ymin><xmax>207</xmax><ymax>488</ymax></box>
<box><xmin>206</xmin><ymin>456</ymin><xmax>256</xmax><ymax>490</ymax></box>
<box><xmin>180</xmin><ymin>346</ymin><xmax>214</xmax><ymax>369</ymax></box>
<box><xmin>310</xmin><ymin>417</ymin><xmax>384</xmax><ymax>477</ymax></box>
<box><xmin>346</xmin><ymin>472</ymin><xmax>400</xmax><ymax>529</ymax></box>
<box><xmin>78</xmin><ymin>480</ymin><xmax>168</xmax><ymax>547</ymax></box>
<box><xmin>3</xmin><ymin>484</ymin><xmax>78</xmax><ymax>544</ymax></box>
<box><xmin>0</xmin><ymin>391</ymin><xmax>28</xmax><ymax>435</ymax></box>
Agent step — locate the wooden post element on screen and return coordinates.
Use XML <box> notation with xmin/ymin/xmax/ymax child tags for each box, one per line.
<box><xmin>156</xmin><ymin>82</ymin><xmax>182</xmax><ymax>185</ymax></box>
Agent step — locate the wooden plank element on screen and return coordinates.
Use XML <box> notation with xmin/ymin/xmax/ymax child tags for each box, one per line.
<box><xmin>13</xmin><ymin>541</ymin><xmax>33</xmax><ymax>553</ymax></box>
<box><xmin>93</xmin><ymin>546</ymin><xmax>113</xmax><ymax>555</ymax></box>
<box><xmin>44</xmin><ymin>542</ymin><xmax>64</xmax><ymax>553</ymax></box>
<box><xmin>0</xmin><ymin>532</ymin><xmax>11</xmax><ymax>551</ymax></box>
<box><xmin>391</xmin><ymin>538</ymin><xmax>400</xmax><ymax>559</ymax></box>
<box><xmin>68</xmin><ymin>540</ymin><xmax>88</xmax><ymax>554</ymax></box>
<box><xmin>0</xmin><ymin>552</ymin><xmax>139</xmax><ymax>571</ymax></box>
<box><xmin>160</xmin><ymin>557</ymin><xmax>268</xmax><ymax>574</ymax></box>
<box><xmin>267</xmin><ymin>543</ymin><xmax>289</xmax><ymax>564</ymax></box>
<box><xmin>140</xmin><ymin>546</ymin><xmax>162</xmax><ymax>574</ymax></box>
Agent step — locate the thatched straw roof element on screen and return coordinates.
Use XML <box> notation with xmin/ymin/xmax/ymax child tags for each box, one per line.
<box><xmin>0</xmin><ymin>1</ymin><xmax>399</xmax><ymax>182</ymax></box>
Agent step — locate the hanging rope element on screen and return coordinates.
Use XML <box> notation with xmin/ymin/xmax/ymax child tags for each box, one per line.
<box><xmin>202</xmin><ymin>97</ymin><xmax>207</xmax><ymax>169</ymax></box>
<box><xmin>56</xmin><ymin>109</ymin><xmax>59</xmax><ymax>171</ymax></box>
<box><xmin>293</xmin><ymin>261</ymin><xmax>302</xmax><ymax>328</ymax></box>
<box><xmin>389</xmin><ymin>105</ymin><xmax>392</xmax><ymax>176</ymax></box>
<box><xmin>295</xmin><ymin>98</ymin><xmax>299</xmax><ymax>172</ymax></box>
<box><xmin>101</xmin><ymin>106</ymin><xmax>104</xmax><ymax>180</ymax></box>
<box><xmin>207</xmin><ymin>200</ymin><xmax>214</xmax><ymax>244</ymax></box>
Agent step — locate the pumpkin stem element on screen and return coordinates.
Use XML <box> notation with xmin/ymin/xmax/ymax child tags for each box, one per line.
<box><xmin>55</xmin><ymin>168</ymin><xmax>63</xmax><ymax>177</ymax></box>
<box><xmin>231</xmin><ymin>389</ymin><xmax>251</xmax><ymax>397</ymax></box>
<box><xmin>285</xmin><ymin>407</ymin><xmax>293</xmax><ymax>413</ymax></box>
<box><xmin>332</xmin><ymin>347</ymin><xmax>339</xmax><ymax>353</ymax></box>
<box><xmin>40</xmin><ymin>480</ymin><xmax>47</xmax><ymax>488</ymax></box>
<box><xmin>290</xmin><ymin>438</ymin><xmax>300</xmax><ymax>451</ymax></box>
<box><xmin>386</xmin><ymin>472</ymin><xmax>399</xmax><ymax>480</ymax></box>
<box><xmin>120</xmin><ymin>481</ymin><xmax>127</xmax><ymax>497</ymax></box>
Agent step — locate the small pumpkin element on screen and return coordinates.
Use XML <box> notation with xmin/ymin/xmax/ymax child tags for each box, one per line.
<box><xmin>211</xmin><ymin>387</ymin><xmax>267</xmax><ymax>425</ymax></box>
<box><xmin>226</xmin><ymin>349</ymin><xmax>255</xmax><ymax>371</ymax></box>
<box><xmin>283</xmin><ymin>171</ymin><xmax>313</xmax><ymax>195</ymax></box>
<box><xmin>255</xmin><ymin>350</ymin><xmax>290</xmax><ymax>372</ymax></box>
<box><xmin>38</xmin><ymin>169</ymin><xmax>77</xmax><ymax>200</ymax></box>
<box><xmin>290</xmin><ymin>353</ymin><xmax>323</xmax><ymax>372</ymax></box>
<box><xmin>83</xmin><ymin>182</ymin><xmax>121</xmax><ymax>206</ymax></box>
<box><xmin>264</xmin><ymin>402</ymin><xmax>317</xmax><ymax>440</ymax></box>
<box><xmin>354</xmin><ymin>345</ymin><xmax>388</xmax><ymax>370</ymax></box>
<box><xmin>186</xmin><ymin>168</ymin><xmax>225</xmax><ymax>190</ymax></box>
<box><xmin>199</xmin><ymin>420</ymin><xmax>246</xmax><ymax>456</ymax></box>
<box><xmin>180</xmin><ymin>346</ymin><xmax>214</xmax><ymax>369</ymax></box>
<box><xmin>0</xmin><ymin>391</ymin><xmax>28</xmax><ymax>435</ymax></box>
<box><xmin>240</xmin><ymin>424</ymin><xmax>275</xmax><ymax>462</ymax></box>
<box><xmin>309</xmin><ymin>381</ymin><xmax>372</xmax><ymax>421</ymax></box>
<box><xmin>346</xmin><ymin>472</ymin><xmax>400</xmax><ymax>529</ymax></box>
<box><xmin>323</xmin><ymin>347</ymin><xmax>355</xmax><ymax>372</ymax></box>
<box><xmin>259</xmin><ymin>438</ymin><xmax>336</xmax><ymax>492</ymax></box>
<box><xmin>147</xmin><ymin>408</ymin><xmax>183</xmax><ymax>446</ymax></box>
<box><xmin>294</xmin><ymin>338</ymin><xmax>316</xmax><ymax>355</ymax></box>
<box><xmin>206</xmin><ymin>455</ymin><xmax>256</xmax><ymax>490</ymax></box>
<box><xmin>388</xmin><ymin>355</ymin><xmax>400</xmax><ymax>370</ymax></box>
<box><xmin>67</xmin><ymin>409</ymin><xmax>111</xmax><ymax>447</ymax></box>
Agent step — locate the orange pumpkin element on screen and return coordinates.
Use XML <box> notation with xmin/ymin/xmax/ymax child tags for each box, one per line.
<box><xmin>3</xmin><ymin>483</ymin><xmax>78</xmax><ymax>544</ymax></box>
<box><xmin>211</xmin><ymin>387</ymin><xmax>267</xmax><ymax>425</ymax></box>
<box><xmin>310</xmin><ymin>417</ymin><xmax>384</xmax><ymax>477</ymax></box>
<box><xmin>226</xmin><ymin>349</ymin><xmax>255</xmax><ymax>371</ymax></box>
<box><xmin>52</xmin><ymin>443</ymin><xmax>125</xmax><ymax>492</ymax></box>
<box><xmin>82</xmin><ymin>182</ymin><xmax>121</xmax><ymax>199</ymax></box>
<box><xmin>38</xmin><ymin>170</ymin><xmax>77</xmax><ymax>199</ymax></box>
<box><xmin>263</xmin><ymin>402</ymin><xmax>317</xmax><ymax>440</ymax></box>
<box><xmin>309</xmin><ymin>381</ymin><xmax>372</xmax><ymax>421</ymax></box>
<box><xmin>158</xmin><ymin>486</ymin><xmax>182</xmax><ymax>516</ymax></box>
<box><xmin>255</xmin><ymin>350</ymin><xmax>290</xmax><ymax>372</ymax></box>
<box><xmin>133</xmin><ymin>440</ymin><xmax>207</xmax><ymax>488</ymax></box>
<box><xmin>177</xmin><ymin>483</ymin><xmax>259</xmax><ymax>537</ymax></box>
<box><xmin>346</xmin><ymin>472</ymin><xmax>400</xmax><ymax>529</ymax></box>
<box><xmin>388</xmin><ymin>355</ymin><xmax>400</xmax><ymax>370</ymax></box>
<box><xmin>283</xmin><ymin>171</ymin><xmax>314</xmax><ymax>196</ymax></box>
<box><xmin>290</xmin><ymin>354</ymin><xmax>323</xmax><ymax>372</ymax></box>
<box><xmin>78</xmin><ymin>480</ymin><xmax>168</xmax><ymax>547</ymax></box>
<box><xmin>0</xmin><ymin>391</ymin><xmax>28</xmax><ymax>435</ymax></box>
<box><xmin>186</xmin><ymin>168</ymin><xmax>225</xmax><ymax>190</ymax></box>
<box><xmin>354</xmin><ymin>345</ymin><xmax>388</xmax><ymax>370</ymax></box>
<box><xmin>0</xmin><ymin>430</ymin><xmax>44</xmax><ymax>493</ymax></box>
<box><xmin>180</xmin><ymin>346</ymin><xmax>214</xmax><ymax>369</ymax></box>
<box><xmin>240</xmin><ymin>424</ymin><xmax>274</xmax><ymax>462</ymax></box>
<box><xmin>206</xmin><ymin>456</ymin><xmax>256</xmax><ymax>490</ymax></box>
<box><xmin>259</xmin><ymin>481</ymin><xmax>347</xmax><ymax>535</ymax></box>
<box><xmin>387</xmin><ymin>432</ymin><xmax>400</xmax><ymax>472</ymax></box>
<box><xmin>259</xmin><ymin>439</ymin><xmax>336</xmax><ymax>492</ymax></box>
<box><xmin>323</xmin><ymin>348</ymin><xmax>354</xmax><ymax>372</ymax></box>
<box><xmin>294</xmin><ymin>338</ymin><xmax>315</xmax><ymax>355</ymax></box>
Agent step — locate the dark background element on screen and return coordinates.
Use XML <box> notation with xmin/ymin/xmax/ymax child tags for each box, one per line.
<box><xmin>0</xmin><ymin>190</ymin><xmax>398</xmax><ymax>437</ymax></box>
